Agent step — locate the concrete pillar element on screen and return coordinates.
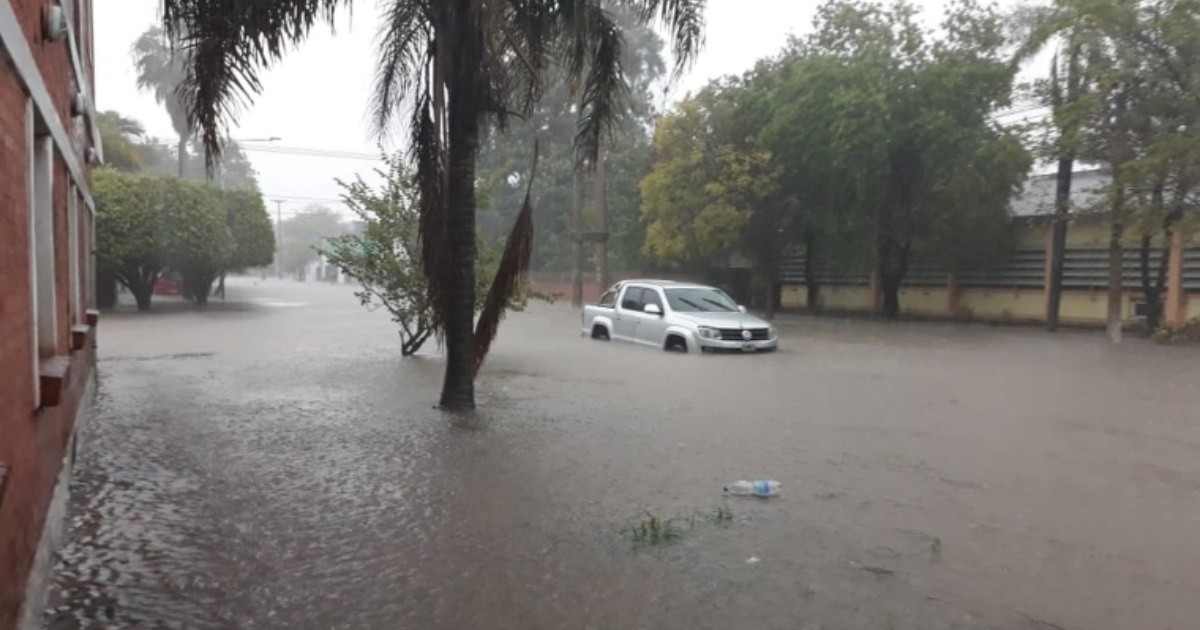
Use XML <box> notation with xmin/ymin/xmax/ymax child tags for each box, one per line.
<box><xmin>1043</xmin><ymin>225</ymin><xmax>1055</xmax><ymax>317</ymax></box>
<box><xmin>1165</xmin><ymin>230</ymin><xmax>1186</xmax><ymax>327</ymax></box>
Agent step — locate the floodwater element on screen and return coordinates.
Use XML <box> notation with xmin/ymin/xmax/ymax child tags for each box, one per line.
<box><xmin>46</xmin><ymin>278</ymin><xmax>1200</xmax><ymax>629</ymax></box>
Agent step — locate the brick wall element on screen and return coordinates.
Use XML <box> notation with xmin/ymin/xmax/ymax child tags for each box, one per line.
<box><xmin>0</xmin><ymin>1</ymin><xmax>97</xmax><ymax>627</ymax></box>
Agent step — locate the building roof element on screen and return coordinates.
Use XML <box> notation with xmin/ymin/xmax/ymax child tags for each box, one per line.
<box><xmin>617</xmin><ymin>279</ymin><xmax>710</xmax><ymax>289</ymax></box>
<box><xmin>1010</xmin><ymin>169</ymin><xmax>1110</xmax><ymax>217</ymax></box>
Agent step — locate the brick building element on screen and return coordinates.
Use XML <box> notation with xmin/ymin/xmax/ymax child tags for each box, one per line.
<box><xmin>0</xmin><ymin>1</ymin><xmax>100</xmax><ymax>628</ymax></box>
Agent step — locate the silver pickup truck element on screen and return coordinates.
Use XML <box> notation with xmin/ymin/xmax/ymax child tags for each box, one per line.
<box><xmin>581</xmin><ymin>280</ymin><xmax>778</xmax><ymax>353</ymax></box>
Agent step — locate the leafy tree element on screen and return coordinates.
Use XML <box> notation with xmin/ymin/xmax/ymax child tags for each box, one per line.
<box><xmin>163</xmin><ymin>0</ymin><xmax>705</xmax><ymax>409</ymax></box>
<box><xmin>223</xmin><ymin>189</ymin><xmax>276</xmax><ymax>271</ymax></box>
<box><xmin>1023</xmin><ymin>0</ymin><xmax>1200</xmax><ymax>336</ymax></box>
<box><xmin>163</xmin><ymin>178</ymin><xmax>235</xmax><ymax>305</ymax></box>
<box><xmin>323</xmin><ymin>157</ymin><xmax>538</xmax><ymax>356</ymax></box>
<box><xmin>787</xmin><ymin>0</ymin><xmax>1029</xmax><ymax>319</ymax></box>
<box><xmin>278</xmin><ymin>206</ymin><xmax>345</xmax><ymax>280</ymax></box>
<box><xmin>641</xmin><ymin>89</ymin><xmax>778</xmax><ymax>270</ymax></box>
<box><xmin>94</xmin><ymin>169</ymin><xmax>169</xmax><ymax>311</ymax></box>
<box><xmin>94</xmin><ymin>170</ymin><xmax>236</xmax><ymax>310</ymax></box>
<box><xmin>132</xmin><ymin>26</ymin><xmax>191</xmax><ymax>178</ymax></box>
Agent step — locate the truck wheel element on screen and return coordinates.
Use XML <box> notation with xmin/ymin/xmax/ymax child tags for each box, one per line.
<box><xmin>665</xmin><ymin>336</ymin><xmax>688</xmax><ymax>353</ymax></box>
<box><xmin>591</xmin><ymin>325</ymin><xmax>610</xmax><ymax>341</ymax></box>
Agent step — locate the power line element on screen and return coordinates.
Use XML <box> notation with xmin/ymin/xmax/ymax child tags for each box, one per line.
<box><xmin>263</xmin><ymin>193</ymin><xmax>346</xmax><ymax>204</ymax></box>
<box><xmin>240</xmin><ymin>144</ymin><xmax>383</xmax><ymax>161</ymax></box>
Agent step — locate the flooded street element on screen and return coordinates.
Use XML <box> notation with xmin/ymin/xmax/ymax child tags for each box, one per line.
<box><xmin>46</xmin><ymin>278</ymin><xmax>1200</xmax><ymax>629</ymax></box>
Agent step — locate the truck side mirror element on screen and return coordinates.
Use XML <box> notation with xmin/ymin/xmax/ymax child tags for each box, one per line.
<box><xmin>738</xmin><ymin>305</ymin><xmax>747</xmax><ymax>313</ymax></box>
<box><xmin>644</xmin><ymin>303</ymin><xmax>663</xmax><ymax>316</ymax></box>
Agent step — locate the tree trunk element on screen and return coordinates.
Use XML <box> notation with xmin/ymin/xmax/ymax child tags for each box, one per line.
<box><xmin>1106</xmin><ymin>87</ymin><xmax>1129</xmax><ymax>344</ymax></box>
<box><xmin>1106</xmin><ymin>191</ymin><xmax>1125</xmax><ymax>343</ymax></box>
<box><xmin>1046</xmin><ymin>155</ymin><xmax>1073</xmax><ymax>330</ymax></box>
<box><xmin>571</xmin><ymin>170</ymin><xmax>584</xmax><ymax>307</ymax></box>
<box><xmin>593</xmin><ymin>147</ymin><xmax>609</xmax><ymax>292</ymax></box>
<box><xmin>177</xmin><ymin>135</ymin><xmax>187</xmax><ymax>179</ymax></box>
<box><xmin>751</xmin><ymin>261</ymin><xmax>775</xmax><ymax>319</ymax></box>
<box><xmin>97</xmin><ymin>268</ymin><xmax>118</xmax><ymax>309</ymax></box>
<box><xmin>881</xmin><ymin>276</ymin><xmax>901</xmax><ymax>320</ymax></box>
<box><xmin>1144</xmin><ymin>184</ymin><xmax>1183</xmax><ymax>332</ymax></box>
<box><xmin>438</xmin><ymin>4</ymin><xmax>483</xmax><ymax>410</ymax></box>
<box><xmin>804</xmin><ymin>233</ymin><xmax>820</xmax><ymax>312</ymax></box>
<box><xmin>1046</xmin><ymin>45</ymin><xmax>1080</xmax><ymax>331</ymax></box>
<box><xmin>195</xmin><ymin>274</ymin><xmax>213</xmax><ymax>305</ymax></box>
<box><xmin>132</xmin><ymin>287</ymin><xmax>153</xmax><ymax>312</ymax></box>
<box><xmin>124</xmin><ymin>269</ymin><xmax>157</xmax><ymax>312</ymax></box>
<box><xmin>877</xmin><ymin>238</ymin><xmax>907</xmax><ymax>320</ymax></box>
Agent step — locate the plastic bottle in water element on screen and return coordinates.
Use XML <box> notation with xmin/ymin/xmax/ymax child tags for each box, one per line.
<box><xmin>724</xmin><ymin>480</ymin><xmax>781</xmax><ymax>497</ymax></box>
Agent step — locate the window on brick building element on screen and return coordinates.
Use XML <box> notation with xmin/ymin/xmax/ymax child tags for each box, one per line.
<box><xmin>31</xmin><ymin>114</ymin><xmax>59</xmax><ymax>365</ymax></box>
<box><xmin>68</xmin><ymin>184</ymin><xmax>82</xmax><ymax>325</ymax></box>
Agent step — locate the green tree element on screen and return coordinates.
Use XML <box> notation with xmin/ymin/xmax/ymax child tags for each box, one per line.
<box><xmin>323</xmin><ymin>156</ymin><xmax>538</xmax><ymax>356</ymax></box>
<box><xmin>133</xmin><ymin>26</ymin><xmax>191</xmax><ymax>178</ymax></box>
<box><xmin>278</xmin><ymin>206</ymin><xmax>345</xmax><ymax>280</ymax></box>
<box><xmin>790</xmin><ymin>0</ymin><xmax>1029</xmax><ymax>319</ymax></box>
<box><xmin>641</xmin><ymin>89</ymin><xmax>779</xmax><ymax>270</ymax></box>
<box><xmin>1022</xmin><ymin>0</ymin><xmax>1200</xmax><ymax>336</ymax></box>
<box><xmin>223</xmin><ymin>189</ymin><xmax>276</xmax><ymax>270</ymax></box>
<box><xmin>94</xmin><ymin>170</ymin><xmax>237</xmax><ymax>310</ymax></box>
<box><xmin>94</xmin><ymin>169</ymin><xmax>169</xmax><ymax>311</ymax></box>
<box><xmin>163</xmin><ymin>178</ymin><xmax>235</xmax><ymax>305</ymax></box>
<box><xmin>163</xmin><ymin>0</ymin><xmax>705</xmax><ymax>409</ymax></box>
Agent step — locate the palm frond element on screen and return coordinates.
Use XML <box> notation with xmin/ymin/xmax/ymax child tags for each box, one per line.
<box><xmin>412</xmin><ymin>84</ymin><xmax>450</xmax><ymax>335</ymax></box>
<box><xmin>372</xmin><ymin>1</ymin><xmax>432</xmax><ymax>138</ymax></box>
<box><xmin>556</xmin><ymin>2</ymin><xmax>628</xmax><ymax>166</ymax></box>
<box><xmin>623</xmin><ymin>0</ymin><xmax>705</xmax><ymax>76</ymax></box>
<box><xmin>161</xmin><ymin>0</ymin><xmax>352</xmax><ymax>169</ymax></box>
<box><xmin>473</xmin><ymin>141</ymin><xmax>539</xmax><ymax>375</ymax></box>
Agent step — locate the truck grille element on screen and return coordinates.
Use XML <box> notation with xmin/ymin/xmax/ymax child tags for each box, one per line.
<box><xmin>719</xmin><ymin>328</ymin><xmax>770</xmax><ymax>341</ymax></box>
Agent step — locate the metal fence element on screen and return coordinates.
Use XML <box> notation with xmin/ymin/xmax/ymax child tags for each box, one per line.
<box><xmin>783</xmin><ymin>247</ymin><xmax>1196</xmax><ymax>292</ymax></box>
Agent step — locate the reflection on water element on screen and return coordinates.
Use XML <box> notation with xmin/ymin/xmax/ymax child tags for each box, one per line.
<box><xmin>45</xmin><ymin>280</ymin><xmax>1200</xmax><ymax>629</ymax></box>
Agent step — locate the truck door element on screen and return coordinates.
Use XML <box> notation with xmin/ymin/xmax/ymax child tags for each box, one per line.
<box><xmin>615</xmin><ymin>286</ymin><xmax>643</xmax><ymax>340</ymax></box>
<box><xmin>636</xmin><ymin>287</ymin><xmax>669</xmax><ymax>345</ymax></box>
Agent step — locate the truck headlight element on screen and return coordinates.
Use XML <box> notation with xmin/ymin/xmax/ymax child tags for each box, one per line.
<box><xmin>768</xmin><ymin>326</ymin><xmax>777</xmax><ymax>339</ymax></box>
<box><xmin>697</xmin><ymin>326</ymin><xmax>720</xmax><ymax>340</ymax></box>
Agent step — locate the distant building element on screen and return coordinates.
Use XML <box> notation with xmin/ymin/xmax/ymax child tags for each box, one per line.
<box><xmin>0</xmin><ymin>1</ymin><xmax>101</xmax><ymax>628</ymax></box>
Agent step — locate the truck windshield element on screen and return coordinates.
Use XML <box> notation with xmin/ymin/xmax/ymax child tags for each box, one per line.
<box><xmin>664</xmin><ymin>288</ymin><xmax>738</xmax><ymax>312</ymax></box>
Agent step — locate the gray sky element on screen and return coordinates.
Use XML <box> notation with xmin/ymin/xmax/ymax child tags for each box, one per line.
<box><xmin>94</xmin><ymin>0</ymin><xmax>1039</xmax><ymax>219</ymax></box>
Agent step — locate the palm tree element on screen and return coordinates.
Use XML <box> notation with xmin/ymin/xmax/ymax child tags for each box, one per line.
<box><xmin>96</xmin><ymin>110</ymin><xmax>150</xmax><ymax>172</ymax></box>
<box><xmin>161</xmin><ymin>0</ymin><xmax>704</xmax><ymax>410</ymax></box>
<box><xmin>132</xmin><ymin>26</ymin><xmax>191</xmax><ymax>178</ymax></box>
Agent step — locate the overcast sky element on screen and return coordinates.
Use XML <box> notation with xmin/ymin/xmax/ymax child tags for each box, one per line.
<box><xmin>94</xmin><ymin>0</ymin><xmax>1040</xmax><ymax>220</ymax></box>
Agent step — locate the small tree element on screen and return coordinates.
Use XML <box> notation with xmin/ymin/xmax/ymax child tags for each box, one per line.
<box><xmin>224</xmin><ymin>189</ymin><xmax>276</xmax><ymax>270</ymax></box>
<box><xmin>323</xmin><ymin>157</ymin><xmax>538</xmax><ymax>356</ymax></box>
<box><xmin>164</xmin><ymin>178</ymin><xmax>234</xmax><ymax>305</ymax></box>
<box><xmin>278</xmin><ymin>207</ymin><xmax>344</xmax><ymax>280</ymax></box>
<box><xmin>94</xmin><ymin>169</ymin><xmax>168</xmax><ymax>311</ymax></box>
<box><xmin>641</xmin><ymin>90</ymin><xmax>780</xmax><ymax>273</ymax></box>
<box><xmin>95</xmin><ymin>170</ymin><xmax>236</xmax><ymax>310</ymax></box>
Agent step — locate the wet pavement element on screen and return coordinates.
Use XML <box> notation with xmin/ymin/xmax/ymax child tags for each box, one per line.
<box><xmin>45</xmin><ymin>278</ymin><xmax>1200</xmax><ymax>629</ymax></box>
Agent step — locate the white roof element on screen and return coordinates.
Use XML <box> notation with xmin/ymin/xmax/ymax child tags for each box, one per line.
<box><xmin>1011</xmin><ymin>169</ymin><xmax>1109</xmax><ymax>217</ymax></box>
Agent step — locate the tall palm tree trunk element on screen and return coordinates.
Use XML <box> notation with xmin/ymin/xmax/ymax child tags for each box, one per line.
<box><xmin>177</xmin><ymin>135</ymin><xmax>187</xmax><ymax>178</ymax></box>
<box><xmin>439</xmin><ymin>3</ymin><xmax>484</xmax><ymax>410</ymax></box>
<box><xmin>593</xmin><ymin>148</ymin><xmax>609</xmax><ymax>291</ymax></box>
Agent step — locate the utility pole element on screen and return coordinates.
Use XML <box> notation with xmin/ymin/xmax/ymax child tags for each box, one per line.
<box><xmin>274</xmin><ymin>200</ymin><xmax>284</xmax><ymax>279</ymax></box>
